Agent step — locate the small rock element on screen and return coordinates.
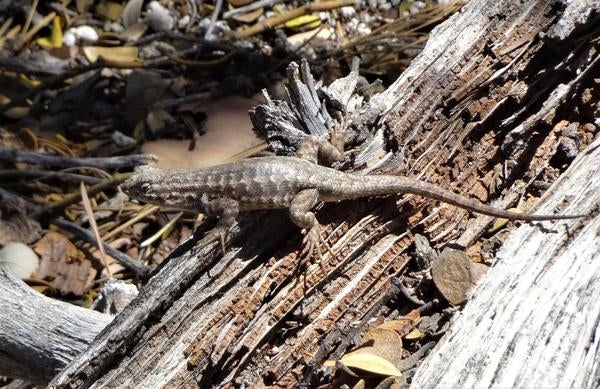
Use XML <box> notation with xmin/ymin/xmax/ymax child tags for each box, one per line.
<box><xmin>0</xmin><ymin>242</ymin><xmax>39</xmax><ymax>279</ymax></box>
<box><xmin>178</xmin><ymin>14</ymin><xmax>190</xmax><ymax>29</ymax></box>
<box><xmin>147</xmin><ymin>1</ymin><xmax>174</xmax><ymax>32</ymax></box>
<box><xmin>63</xmin><ymin>25</ymin><xmax>99</xmax><ymax>47</ymax></box>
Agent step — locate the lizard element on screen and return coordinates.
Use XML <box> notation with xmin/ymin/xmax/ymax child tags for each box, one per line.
<box><xmin>120</xmin><ymin>126</ymin><xmax>582</xmax><ymax>264</ymax></box>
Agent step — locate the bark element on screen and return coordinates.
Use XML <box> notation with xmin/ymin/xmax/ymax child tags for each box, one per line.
<box><xmin>0</xmin><ymin>265</ymin><xmax>112</xmax><ymax>386</ymax></box>
<box><xmin>49</xmin><ymin>0</ymin><xmax>600</xmax><ymax>387</ymax></box>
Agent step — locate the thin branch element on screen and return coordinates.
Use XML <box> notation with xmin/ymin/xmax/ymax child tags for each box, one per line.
<box><xmin>0</xmin><ymin>169</ymin><xmax>101</xmax><ymax>185</ymax></box>
<box><xmin>223</xmin><ymin>0</ymin><xmax>284</xmax><ymax>19</ymax></box>
<box><xmin>0</xmin><ymin>147</ymin><xmax>155</xmax><ymax>169</ymax></box>
<box><xmin>52</xmin><ymin>218</ymin><xmax>147</xmax><ymax>278</ymax></box>
<box><xmin>233</xmin><ymin>0</ymin><xmax>356</xmax><ymax>39</ymax></box>
<box><xmin>204</xmin><ymin>0</ymin><xmax>223</xmax><ymax>39</ymax></box>
<box><xmin>32</xmin><ymin>173</ymin><xmax>133</xmax><ymax>217</ymax></box>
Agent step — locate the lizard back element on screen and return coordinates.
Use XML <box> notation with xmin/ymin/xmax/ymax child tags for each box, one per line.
<box><xmin>121</xmin><ymin>156</ymin><xmax>349</xmax><ymax>211</ymax></box>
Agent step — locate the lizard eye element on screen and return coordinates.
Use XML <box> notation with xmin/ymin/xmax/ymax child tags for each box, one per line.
<box><xmin>140</xmin><ymin>183</ymin><xmax>151</xmax><ymax>193</ymax></box>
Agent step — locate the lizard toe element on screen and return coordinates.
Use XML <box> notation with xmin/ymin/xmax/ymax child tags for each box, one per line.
<box><xmin>204</xmin><ymin>226</ymin><xmax>229</xmax><ymax>254</ymax></box>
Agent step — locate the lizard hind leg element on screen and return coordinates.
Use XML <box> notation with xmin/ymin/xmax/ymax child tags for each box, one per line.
<box><xmin>296</xmin><ymin>117</ymin><xmax>346</xmax><ymax>165</ymax></box>
<box><xmin>289</xmin><ymin>189</ymin><xmax>330</xmax><ymax>275</ymax></box>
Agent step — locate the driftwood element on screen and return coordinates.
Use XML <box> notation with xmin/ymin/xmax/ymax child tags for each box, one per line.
<box><xmin>48</xmin><ymin>0</ymin><xmax>599</xmax><ymax>387</ymax></box>
<box><xmin>411</xmin><ymin>136</ymin><xmax>600</xmax><ymax>388</ymax></box>
<box><xmin>0</xmin><ymin>265</ymin><xmax>112</xmax><ymax>386</ymax></box>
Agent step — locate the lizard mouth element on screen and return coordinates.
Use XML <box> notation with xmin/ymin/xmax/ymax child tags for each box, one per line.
<box><xmin>120</xmin><ymin>175</ymin><xmax>152</xmax><ymax>201</ymax></box>
<box><xmin>119</xmin><ymin>177</ymin><xmax>140</xmax><ymax>198</ymax></box>
<box><xmin>120</xmin><ymin>165</ymin><xmax>162</xmax><ymax>201</ymax></box>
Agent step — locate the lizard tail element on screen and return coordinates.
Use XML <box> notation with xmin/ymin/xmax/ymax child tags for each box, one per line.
<box><xmin>353</xmin><ymin>175</ymin><xmax>583</xmax><ymax>221</ymax></box>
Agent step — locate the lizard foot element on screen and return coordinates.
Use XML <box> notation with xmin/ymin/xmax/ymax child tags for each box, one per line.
<box><xmin>329</xmin><ymin>112</ymin><xmax>347</xmax><ymax>155</ymax></box>
<box><xmin>204</xmin><ymin>226</ymin><xmax>229</xmax><ymax>254</ymax></box>
<box><xmin>299</xmin><ymin>226</ymin><xmax>334</xmax><ymax>275</ymax></box>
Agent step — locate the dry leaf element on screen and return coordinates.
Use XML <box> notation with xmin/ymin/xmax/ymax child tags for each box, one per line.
<box><xmin>119</xmin><ymin>21</ymin><xmax>148</xmax><ymax>42</ymax></box>
<box><xmin>33</xmin><ymin>231</ymin><xmax>96</xmax><ymax>296</ymax></box>
<box><xmin>284</xmin><ymin>15</ymin><xmax>321</xmax><ymax>30</ymax></box>
<box><xmin>404</xmin><ymin>328</ymin><xmax>425</xmax><ymax>340</ymax></box>
<box><xmin>358</xmin><ymin>327</ymin><xmax>403</xmax><ymax>367</ymax></box>
<box><xmin>31</xmin><ymin>284</ymin><xmax>53</xmax><ymax>293</ymax></box>
<box><xmin>488</xmin><ymin>207</ymin><xmax>522</xmax><ymax>233</ymax></box>
<box><xmin>96</xmin><ymin>1</ymin><xmax>124</xmax><ymax>21</ymax></box>
<box><xmin>83</xmin><ymin>46</ymin><xmax>140</xmax><ymax>65</ymax></box>
<box><xmin>331</xmin><ymin>326</ymin><xmax>404</xmax><ymax>379</ymax></box>
<box><xmin>432</xmin><ymin>248</ymin><xmax>481</xmax><ymax>305</ymax></box>
<box><xmin>0</xmin><ymin>106</ymin><xmax>29</xmax><ymax>119</ymax></box>
<box><xmin>122</xmin><ymin>0</ymin><xmax>144</xmax><ymax>27</ymax></box>
<box><xmin>351</xmin><ymin>379</ymin><xmax>366</xmax><ymax>389</ymax></box>
<box><xmin>36</xmin><ymin>15</ymin><xmax>63</xmax><ymax>48</ymax></box>
<box><xmin>0</xmin><ymin>94</ymin><xmax>29</xmax><ymax>119</ymax></box>
<box><xmin>340</xmin><ymin>351</ymin><xmax>402</xmax><ymax>377</ymax></box>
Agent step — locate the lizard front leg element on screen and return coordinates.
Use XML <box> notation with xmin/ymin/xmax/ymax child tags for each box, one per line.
<box><xmin>201</xmin><ymin>195</ymin><xmax>239</xmax><ymax>253</ymax></box>
<box><xmin>289</xmin><ymin>189</ymin><xmax>331</xmax><ymax>271</ymax></box>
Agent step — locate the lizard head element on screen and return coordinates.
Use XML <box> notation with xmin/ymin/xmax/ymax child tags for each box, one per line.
<box><xmin>120</xmin><ymin>165</ymin><xmax>165</xmax><ymax>205</ymax></box>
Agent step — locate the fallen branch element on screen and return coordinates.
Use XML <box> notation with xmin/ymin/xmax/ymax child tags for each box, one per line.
<box><xmin>0</xmin><ymin>147</ymin><xmax>155</xmax><ymax>169</ymax></box>
<box><xmin>0</xmin><ymin>169</ymin><xmax>102</xmax><ymax>184</ymax></box>
<box><xmin>233</xmin><ymin>0</ymin><xmax>356</xmax><ymax>39</ymax></box>
<box><xmin>0</xmin><ymin>265</ymin><xmax>112</xmax><ymax>385</ymax></box>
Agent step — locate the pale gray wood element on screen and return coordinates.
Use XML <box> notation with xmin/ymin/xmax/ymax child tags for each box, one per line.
<box><xmin>411</xmin><ymin>137</ymin><xmax>600</xmax><ymax>388</ymax></box>
<box><xmin>0</xmin><ymin>265</ymin><xmax>112</xmax><ymax>385</ymax></box>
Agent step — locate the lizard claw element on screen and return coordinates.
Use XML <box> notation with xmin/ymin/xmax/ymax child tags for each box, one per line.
<box><xmin>205</xmin><ymin>226</ymin><xmax>229</xmax><ymax>254</ymax></box>
<box><xmin>299</xmin><ymin>226</ymin><xmax>333</xmax><ymax>276</ymax></box>
<box><xmin>329</xmin><ymin>112</ymin><xmax>347</xmax><ymax>155</ymax></box>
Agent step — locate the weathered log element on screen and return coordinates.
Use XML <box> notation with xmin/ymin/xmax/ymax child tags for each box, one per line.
<box><xmin>411</xmin><ymin>136</ymin><xmax>600</xmax><ymax>388</ymax></box>
<box><xmin>0</xmin><ymin>265</ymin><xmax>112</xmax><ymax>385</ymax></box>
<box><xmin>49</xmin><ymin>0</ymin><xmax>600</xmax><ymax>387</ymax></box>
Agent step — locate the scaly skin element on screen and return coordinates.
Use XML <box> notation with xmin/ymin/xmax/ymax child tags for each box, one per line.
<box><xmin>121</xmin><ymin>152</ymin><xmax>581</xmax><ymax>263</ymax></box>
<box><xmin>121</xmin><ymin>156</ymin><xmax>580</xmax><ymax>221</ymax></box>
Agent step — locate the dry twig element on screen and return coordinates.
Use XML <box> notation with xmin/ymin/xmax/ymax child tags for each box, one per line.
<box><xmin>0</xmin><ymin>147</ymin><xmax>155</xmax><ymax>169</ymax></box>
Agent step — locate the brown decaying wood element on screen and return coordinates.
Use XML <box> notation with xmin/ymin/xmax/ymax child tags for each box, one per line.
<box><xmin>48</xmin><ymin>0</ymin><xmax>599</xmax><ymax>387</ymax></box>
